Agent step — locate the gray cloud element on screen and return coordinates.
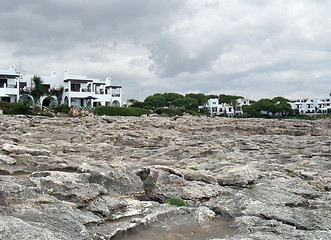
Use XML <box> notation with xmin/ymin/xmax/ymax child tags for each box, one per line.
<box><xmin>0</xmin><ymin>0</ymin><xmax>330</xmax><ymax>101</ymax></box>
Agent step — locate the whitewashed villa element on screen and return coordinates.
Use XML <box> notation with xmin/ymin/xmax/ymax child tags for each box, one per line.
<box><xmin>0</xmin><ymin>65</ymin><xmax>122</xmax><ymax>107</ymax></box>
<box><xmin>206</xmin><ymin>98</ymin><xmax>250</xmax><ymax>116</ymax></box>
<box><xmin>207</xmin><ymin>96</ymin><xmax>331</xmax><ymax>116</ymax></box>
<box><xmin>290</xmin><ymin>97</ymin><xmax>331</xmax><ymax>114</ymax></box>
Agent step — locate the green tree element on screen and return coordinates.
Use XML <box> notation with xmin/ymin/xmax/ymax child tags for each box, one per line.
<box><xmin>219</xmin><ymin>94</ymin><xmax>244</xmax><ymax>104</ymax></box>
<box><xmin>128</xmin><ymin>99</ymin><xmax>146</xmax><ymax>108</ymax></box>
<box><xmin>144</xmin><ymin>94</ymin><xmax>167</xmax><ymax>109</ymax></box>
<box><xmin>272</xmin><ymin>96</ymin><xmax>291</xmax><ymax>103</ymax></box>
<box><xmin>162</xmin><ymin>93</ymin><xmax>184</xmax><ymax>107</ymax></box>
<box><xmin>244</xmin><ymin>97</ymin><xmax>294</xmax><ymax>117</ymax></box>
<box><xmin>172</xmin><ymin>97</ymin><xmax>198</xmax><ymax>111</ymax></box>
<box><xmin>242</xmin><ymin>105</ymin><xmax>260</xmax><ymax>117</ymax></box>
<box><xmin>30</xmin><ymin>76</ymin><xmax>45</xmax><ymax>105</ymax></box>
<box><xmin>274</xmin><ymin>101</ymin><xmax>294</xmax><ymax>116</ymax></box>
<box><xmin>185</xmin><ymin>93</ymin><xmax>207</xmax><ymax>106</ymax></box>
<box><xmin>256</xmin><ymin>98</ymin><xmax>275</xmax><ymax>116</ymax></box>
<box><xmin>230</xmin><ymin>98</ymin><xmax>238</xmax><ymax>115</ymax></box>
<box><xmin>206</xmin><ymin>94</ymin><xmax>218</xmax><ymax>100</ymax></box>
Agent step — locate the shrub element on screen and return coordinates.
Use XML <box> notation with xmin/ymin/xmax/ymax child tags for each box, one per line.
<box><xmin>94</xmin><ymin>106</ymin><xmax>150</xmax><ymax>116</ymax></box>
<box><xmin>184</xmin><ymin>110</ymin><xmax>201</xmax><ymax>116</ymax></box>
<box><xmin>165</xmin><ymin>197</ymin><xmax>187</xmax><ymax>207</ymax></box>
<box><xmin>155</xmin><ymin>108</ymin><xmax>183</xmax><ymax>117</ymax></box>
<box><xmin>14</xmin><ymin>103</ymin><xmax>30</xmax><ymax>114</ymax></box>
<box><xmin>53</xmin><ymin>104</ymin><xmax>70</xmax><ymax>114</ymax></box>
<box><xmin>0</xmin><ymin>101</ymin><xmax>31</xmax><ymax>115</ymax></box>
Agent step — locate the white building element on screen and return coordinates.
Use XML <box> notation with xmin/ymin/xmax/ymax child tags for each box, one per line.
<box><xmin>61</xmin><ymin>71</ymin><xmax>122</xmax><ymax>108</ymax></box>
<box><xmin>0</xmin><ymin>66</ymin><xmax>20</xmax><ymax>103</ymax></box>
<box><xmin>206</xmin><ymin>98</ymin><xmax>234</xmax><ymax>116</ymax></box>
<box><xmin>290</xmin><ymin>97</ymin><xmax>331</xmax><ymax>114</ymax></box>
<box><xmin>0</xmin><ymin>65</ymin><xmax>122</xmax><ymax>108</ymax></box>
<box><xmin>206</xmin><ymin>98</ymin><xmax>250</xmax><ymax>116</ymax></box>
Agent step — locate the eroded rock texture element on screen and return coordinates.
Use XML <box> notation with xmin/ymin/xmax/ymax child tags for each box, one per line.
<box><xmin>0</xmin><ymin>115</ymin><xmax>330</xmax><ymax>239</ymax></box>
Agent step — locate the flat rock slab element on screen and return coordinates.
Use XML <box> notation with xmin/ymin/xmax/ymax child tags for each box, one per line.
<box><xmin>0</xmin><ymin>115</ymin><xmax>330</xmax><ymax>239</ymax></box>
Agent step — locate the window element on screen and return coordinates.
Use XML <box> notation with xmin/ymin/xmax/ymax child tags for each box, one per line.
<box><xmin>71</xmin><ymin>82</ymin><xmax>80</xmax><ymax>92</ymax></box>
<box><xmin>112</xmin><ymin>88</ymin><xmax>121</xmax><ymax>97</ymax></box>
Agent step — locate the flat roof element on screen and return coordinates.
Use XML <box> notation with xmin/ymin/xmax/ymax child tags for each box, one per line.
<box><xmin>105</xmin><ymin>85</ymin><xmax>122</xmax><ymax>88</ymax></box>
<box><xmin>0</xmin><ymin>74</ymin><xmax>19</xmax><ymax>79</ymax></box>
<box><xmin>63</xmin><ymin>79</ymin><xmax>93</xmax><ymax>83</ymax></box>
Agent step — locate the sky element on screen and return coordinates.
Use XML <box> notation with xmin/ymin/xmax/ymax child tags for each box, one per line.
<box><xmin>1</xmin><ymin>0</ymin><xmax>330</xmax><ymax>101</ymax></box>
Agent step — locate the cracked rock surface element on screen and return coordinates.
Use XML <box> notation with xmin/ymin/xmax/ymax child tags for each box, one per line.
<box><xmin>0</xmin><ymin>115</ymin><xmax>330</xmax><ymax>239</ymax></box>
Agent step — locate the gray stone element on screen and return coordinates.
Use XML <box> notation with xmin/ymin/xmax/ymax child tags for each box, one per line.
<box><xmin>0</xmin><ymin>115</ymin><xmax>330</xmax><ymax>239</ymax></box>
<box><xmin>0</xmin><ymin>153</ymin><xmax>16</xmax><ymax>165</ymax></box>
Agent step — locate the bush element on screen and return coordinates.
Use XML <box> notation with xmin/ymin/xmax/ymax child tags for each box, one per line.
<box><xmin>165</xmin><ymin>197</ymin><xmax>187</xmax><ymax>207</ymax></box>
<box><xmin>184</xmin><ymin>110</ymin><xmax>202</xmax><ymax>116</ymax></box>
<box><xmin>14</xmin><ymin>103</ymin><xmax>30</xmax><ymax>114</ymax></box>
<box><xmin>0</xmin><ymin>101</ymin><xmax>31</xmax><ymax>115</ymax></box>
<box><xmin>53</xmin><ymin>104</ymin><xmax>70</xmax><ymax>114</ymax></box>
<box><xmin>155</xmin><ymin>108</ymin><xmax>183</xmax><ymax>117</ymax></box>
<box><xmin>94</xmin><ymin>106</ymin><xmax>150</xmax><ymax>116</ymax></box>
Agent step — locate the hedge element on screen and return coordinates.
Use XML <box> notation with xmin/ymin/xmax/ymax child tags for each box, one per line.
<box><xmin>94</xmin><ymin>106</ymin><xmax>150</xmax><ymax>116</ymax></box>
<box><xmin>0</xmin><ymin>101</ymin><xmax>31</xmax><ymax>114</ymax></box>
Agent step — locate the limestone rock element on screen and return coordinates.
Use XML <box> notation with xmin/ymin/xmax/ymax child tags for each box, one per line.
<box><xmin>29</xmin><ymin>171</ymin><xmax>107</xmax><ymax>205</ymax></box>
<box><xmin>216</xmin><ymin>165</ymin><xmax>262</xmax><ymax>187</ymax></box>
<box><xmin>0</xmin><ymin>115</ymin><xmax>330</xmax><ymax>239</ymax></box>
<box><xmin>0</xmin><ymin>215</ymin><xmax>58</xmax><ymax>240</ymax></box>
<box><xmin>2</xmin><ymin>143</ymin><xmax>51</xmax><ymax>156</ymax></box>
<box><xmin>0</xmin><ymin>153</ymin><xmax>16</xmax><ymax>165</ymax></box>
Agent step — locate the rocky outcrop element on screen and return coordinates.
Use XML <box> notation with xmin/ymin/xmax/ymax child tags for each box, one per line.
<box><xmin>0</xmin><ymin>114</ymin><xmax>330</xmax><ymax>239</ymax></box>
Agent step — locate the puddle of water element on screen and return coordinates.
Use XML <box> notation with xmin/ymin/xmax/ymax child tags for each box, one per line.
<box><xmin>115</xmin><ymin>215</ymin><xmax>236</xmax><ymax>240</ymax></box>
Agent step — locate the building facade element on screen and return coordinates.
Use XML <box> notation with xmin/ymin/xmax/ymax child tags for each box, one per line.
<box><xmin>61</xmin><ymin>71</ymin><xmax>122</xmax><ymax>108</ymax></box>
<box><xmin>0</xmin><ymin>66</ymin><xmax>20</xmax><ymax>103</ymax></box>
<box><xmin>0</xmin><ymin>65</ymin><xmax>122</xmax><ymax>107</ymax></box>
<box><xmin>206</xmin><ymin>98</ymin><xmax>250</xmax><ymax>116</ymax></box>
<box><xmin>290</xmin><ymin>97</ymin><xmax>331</xmax><ymax>114</ymax></box>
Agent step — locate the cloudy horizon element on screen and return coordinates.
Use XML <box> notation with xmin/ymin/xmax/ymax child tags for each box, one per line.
<box><xmin>1</xmin><ymin>0</ymin><xmax>330</xmax><ymax>101</ymax></box>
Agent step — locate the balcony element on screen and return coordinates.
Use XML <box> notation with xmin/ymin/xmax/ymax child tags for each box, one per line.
<box><xmin>81</xmin><ymin>88</ymin><xmax>91</xmax><ymax>92</ymax></box>
<box><xmin>112</xmin><ymin>93</ymin><xmax>121</xmax><ymax>97</ymax></box>
<box><xmin>0</xmin><ymin>84</ymin><xmax>17</xmax><ymax>88</ymax></box>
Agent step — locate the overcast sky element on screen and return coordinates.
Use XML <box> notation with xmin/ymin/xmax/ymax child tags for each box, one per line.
<box><xmin>1</xmin><ymin>0</ymin><xmax>330</xmax><ymax>101</ymax></box>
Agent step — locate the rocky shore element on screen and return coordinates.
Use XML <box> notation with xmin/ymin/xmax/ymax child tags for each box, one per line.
<box><xmin>0</xmin><ymin>114</ymin><xmax>330</xmax><ymax>239</ymax></box>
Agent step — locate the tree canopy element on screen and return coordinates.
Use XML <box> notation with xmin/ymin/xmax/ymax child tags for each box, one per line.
<box><xmin>219</xmin><ymin>94</ymin><xmax>244</xmax><ymax>104</ymax></box>
<box><xmin>242</xmin><ymin>96</ymin><xmax>293</xmax><ymax>117</ymax></box>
